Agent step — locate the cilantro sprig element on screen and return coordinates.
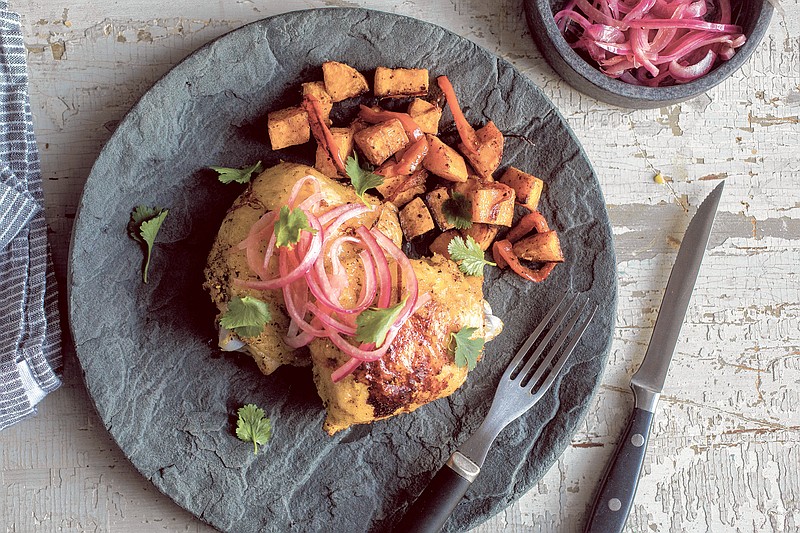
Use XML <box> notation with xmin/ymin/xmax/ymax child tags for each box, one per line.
<box><xmin>127</xmin><ymin>205</ymin><xmax>169</xmax><ymax>283</ymax></box>
<box><xmin>355</xmin><ymin>298</ymin><xmax>408</xmax><ymax>347</ymax></box>
<box><xmin>210</xmin><ymin>161</ymin><xmax>264</xmax><ymax>184</ymax></box>
<box><xmin>448</xmin><ymin>235</ymin><xmax>496</xmax><ymax>276</ymax></box>
<box><xmin>345</xmin><ymin>153</ymin><xmax>384</xmax><ymax>205</ymax></box>
<box><xmin>235</xmin><ymin>404</ymin><xmax>272</xmax><ymax>455</ymax></box>
<box><xmin>220</xmin><ymin>296</ymin><xmax>272</xmax><ymax>338</ymax></box>
<box><xmin>274</xmin><ymin>205</ymin><xmax>317</xmax><ymax>248</ymax></box>
<box><xmin>442</xmin><ymin>191</ymin><xmax>473</xmax><ymax>230</ymax></box>
<box><xmin>449</xmin><ymin>327</ymin><xmax>484</xmax><ymax>371</ymax></box>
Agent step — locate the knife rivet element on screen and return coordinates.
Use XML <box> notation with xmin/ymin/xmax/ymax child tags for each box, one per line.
<box><xmin>608</xmin><ymin>498</ymin><xmax>622</xmax><ymax>512</ymax></box>
<box><xmin>631</xmin><ymin>433</ymin><xmax>645</xmax><ymax>447</ymax></box>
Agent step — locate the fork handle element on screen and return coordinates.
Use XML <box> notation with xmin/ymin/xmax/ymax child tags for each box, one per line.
<box><xmin>583</xmin><ymin>407</ymin><xmax>654</xmax><ymax>533</ymax></box>
<box><xmin>397</xmin><ymin>451</ymin><xmax>479</xmax><ymax>533</ymax></box>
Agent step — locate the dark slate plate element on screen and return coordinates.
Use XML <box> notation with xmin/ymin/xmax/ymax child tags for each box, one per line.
<box><xmin>68</xmin><ymin>8</ymin><xmax>616</xmax><ymax>533</ymax></box>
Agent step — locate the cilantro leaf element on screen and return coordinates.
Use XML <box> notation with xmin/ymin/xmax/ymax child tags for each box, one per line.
<box><xmin>128</xmin><ymin>205</ymin><xmax>169</xmax><ymax>283</ymax></box>
<box><xmin>274</xmin><ymin>205</ymin><xmax>317</xmax><ymax>248</ymax></box>
<box><xmin>355</xmin><ymin>298</ymin><xmax>407</xmax><ymax>347</ymax></box>
<box><xmin>442</xmin><ymin>191</ymin><xmax>473</xmax><ymax>230</ymax></box>
<box><xmin>235</xmin><ymin>404</ymin><xmax>272</xmax><ymax>455</ymax></box>
<box><xmin>210</xmin><ymin>161</ymin><xmax>264</xmax><ymax>184</ymax></box>
<box><xmin>220</xmin><ymin>296</ymin><xmax>272</xmax><ymax>338</ymax></box>
<box><xmin>449</xmin><ymin>327</ymin><xmax>484</xmax><ymax>370</ymax></box>
<box><xmin>345</xmin><ymin>153</ymin><xmax>384</xmax><ymax>205</ymax></box>
<box><xmin>448</xmin><ymin>235</ymin><xmax>495</xmax><ymax>276</ymax></box>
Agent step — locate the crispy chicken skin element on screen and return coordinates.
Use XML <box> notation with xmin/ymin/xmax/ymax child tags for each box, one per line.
<box><xmin>311</xmin><ymin>255</ymin><xmax>485</xmax><ymax>434</ymax></box>
<box><xmin>203</xmin><ymin>162</ymin><xmax>398</xmax><ymax>374</ymax></box>
<box><xmin>205</xmin><ymin>162</ymin><xmax>490</xmax><ymax>435</ymax></box>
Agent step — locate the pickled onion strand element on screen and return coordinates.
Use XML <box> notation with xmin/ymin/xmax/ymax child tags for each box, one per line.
<box><xmin>355</xmin><ymin>227</ymin><xmax>393</xmax><ymax>308</ymax></box>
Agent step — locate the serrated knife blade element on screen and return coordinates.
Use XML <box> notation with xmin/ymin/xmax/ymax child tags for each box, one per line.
<box><xmin>584</xmin><ymin>181</ymin><xmax>725</xmax><ymax>533</ymax></box>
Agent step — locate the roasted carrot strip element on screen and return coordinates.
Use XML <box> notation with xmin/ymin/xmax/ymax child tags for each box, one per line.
<box><xmin>506</xmin><ymin>211</ymin><xmax>550</xmax><ymax>243</ymax></box>
<box><xmin>358</xmin><ymin>105</ymin><xmax>423</xmax><ymax>142</ymax></box>
<box><xmin>436</xmin><ymin>75</ymin><xmax>478</xmax><ymax>152</ymax></box>
<box><xmin>303</xmin><ymin>94</ymin><xmax>345</xmax><ymax>175</ymax></box>
<box><xmin>492</xmin><ymin>239</ymin><xmax>556</xmax><ymax>283</ymax></box>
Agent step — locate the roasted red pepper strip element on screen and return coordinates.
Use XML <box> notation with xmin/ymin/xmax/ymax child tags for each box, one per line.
<box><xmin>377</xmin><ymin>137</ymin><xmax>429</xmax><ymax>177</ymax></box>
<box><xmin>492</xmin><ymin>239</ymin><xmax>556</xmax><ymax>283</ymax></box>
<box><xmin>436</xmin><ymin>75</ymin><xmax>478</xmax><ymax>152</ymax></box>
<box><xmin>506</xmin><ymin>211</ymin><xmax>550</xmax><ymax>243</ymax></box>
<box><xmin>358</xmin><ymin>105</ymin><xmax>423</xmax><ymax>142</ymax></box>
<box><xmin>303</xmin><ymin>94</ymin><xmax>346</xmax><ymax>175</ymax></box>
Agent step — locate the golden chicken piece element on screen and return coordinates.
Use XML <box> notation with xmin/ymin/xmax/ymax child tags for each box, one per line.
<box><xmin>312</xmin><ymin>254</ymin><xmax>486</xmax><ymax>434</ymax></box>
<box><xmin>203</xmin><ymin>162</ymin><xmax>400</xmax><ymax>374</ymax></box>
<box><xmin>205</xmin><ymin>162</ymin><xmax>500</xmax><ymax>435</ymax></box>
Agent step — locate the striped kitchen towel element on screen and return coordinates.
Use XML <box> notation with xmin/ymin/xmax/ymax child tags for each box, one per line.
<box><xmin>0</xmin><ymin>2</ymin><xmax>62</xmax><ymax>431</ymax></box>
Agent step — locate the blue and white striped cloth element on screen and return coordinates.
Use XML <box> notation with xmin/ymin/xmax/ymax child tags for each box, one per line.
<box><xmin>0</xmin><ymin>2</ymin><xmax>62</xmax><ymax>431</ymax></box>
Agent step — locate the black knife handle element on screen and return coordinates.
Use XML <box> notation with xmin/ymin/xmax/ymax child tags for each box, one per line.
<box><xmin>584</xmin><ymin>407</ymin><xmax>655</xmax><ymax>533</ymax></box>
<box><xmin>397</xmin><ymin>457</ymin><xmax>476</xmax><ymax>533</ymax></box>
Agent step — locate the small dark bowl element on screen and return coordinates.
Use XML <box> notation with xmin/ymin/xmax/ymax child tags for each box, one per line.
<box><xmin>524</xmin><ymin>0</ymin><xmax>774</xmax><ymax>108</ymax></box>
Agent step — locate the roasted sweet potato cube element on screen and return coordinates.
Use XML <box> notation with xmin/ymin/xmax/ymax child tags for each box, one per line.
<box><xmin>372</xmin><ymin>203</ymin><xmax>403</xmax><ymax>249</ymax></box>
<box><xmin>375</xmin><ymin>168</ymin><xmax>428</xmax><ymax>208</ymax></box>
<box><xmin>398</xmin><ymin>197</ymin><xmax>435</xmax><ymax>240</ymax></box>
<box><xmin>429</xmin><ymin>229</ymin><xmax>460</xmax><ymax>259</ymax></box>
<box><xmin>322</xmin><ymin>61</ymin><xmax>369</xmax><ymax>102</ymax></box>
<box><xmin>353</xmin><ymin>119</ymin><xmax>410</xmax><ymax>166</ymax></box>
<box><xmin>302</xmin><ymin>81</ymin><xmax>333</xmax><ymax>125</ymax></box>
<box><xmin>425</xmin><ymin>187</ymin><xmax>455</xmax><ymax>231</ymax></box>
<box><xmin>500</xmin><ymin>167</ymin><xmax>544</xmax><ymax>211</ymax></box>
<box><xmin>267</xmin><ymin>106</ymin><xmax>310</xmax><ymax>150</ymax></box>
<box><xmin>471</xmin><ymin>183</ymin><xmax>515</xmax><ymax>226</ymax></box>
<box><xmin>374</xmin><ymin>67</ymin><xmax>429</xmax><ymax>98</ymax></box>
<box><xmin>512</xmin><ymin>231</ymin><xmax>564</xmax><ymax>263</ymax></box>
<box><xmin>422</xmin><ymin>134</ymin><xmax>468</xmax><ymax>182</ymax></box>
<box><xmin>459</xmin><ymin>121</ymin><xmax>504</xmax><ymax>179</ymax></box>
<box><xmin>314</xmin><ymin>127</ymin><xmax>354</xmax><ymax>178</ymax></box>
<box><xmin>461</xmin><ymin>223</ymin><xmax>499</xmax><ymax>251</ymax></box>
<box><xmin>407</xmin><ymin>99</ymin><xmax>442</xmax><ymax>135</ymax></box>
<box><xmin>452</xmin><ymin>176</ymin><xmax>483</xmax><ymax>198</ymax></box>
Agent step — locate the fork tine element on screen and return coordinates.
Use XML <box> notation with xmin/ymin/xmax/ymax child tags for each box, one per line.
<box><xmin>503</xmin><ymin>292</ymin><xmax>577</xmax><ymax>380</ymax></box>
<box><xmin>510</xmin><ymin>293</ymin><xmax>583</xmax><ymax>382</ymax></box>
<box><xmin>528</xmin><ymin>301</ymin><xmax>598</xmax><ymax>394</ymax></box>
<box><xmin>534</xmin><ymin>303</ymin><xmax>598</xmax><ymax>395</ymax></box>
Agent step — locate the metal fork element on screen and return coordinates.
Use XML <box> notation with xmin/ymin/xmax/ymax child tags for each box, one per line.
<box><xmin>398</xmin><ymin>293</ymin><xmax>598</xmax><ymax>533</ymax></box>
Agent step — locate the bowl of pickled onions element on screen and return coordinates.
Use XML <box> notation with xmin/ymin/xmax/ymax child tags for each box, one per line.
<box><xmin>525</xmin><ymin>0</ymin><xmax>774</xmax><ymax>108</ymax></box>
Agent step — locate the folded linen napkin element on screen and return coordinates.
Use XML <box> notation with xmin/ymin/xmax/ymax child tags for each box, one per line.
<box><xmin>0</xmin><ymin>3</ymin><xmax>62</xmax><ymax>431</ymax></box>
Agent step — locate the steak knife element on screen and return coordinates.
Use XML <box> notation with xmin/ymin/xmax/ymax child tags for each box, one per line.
<box><xmin>584</xmin><ymin>181</ymin><xmax>725</xmax><ymax>533</ymax></box>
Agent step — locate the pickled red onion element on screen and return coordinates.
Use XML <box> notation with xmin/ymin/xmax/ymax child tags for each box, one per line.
<box><xmin>231</xmin><ymin>174</ymin><xmax>423</xmax><ymax>380</ymax></box>
<box><xmin>556</xmin><ymin>0</ymin><xmax>746</xmax><ymax>86</ymax></box>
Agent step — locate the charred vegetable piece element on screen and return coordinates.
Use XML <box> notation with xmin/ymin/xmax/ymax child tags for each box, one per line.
<box><xmin>267</xmin><ymin>106</ymin><xmax>310</xmax><ymax>150</ymax></box>
<box><xmin>322</xmin><ymin>61</ymin><xmax>369</xmax><ymax>102</ymax></box>
<box><xmin>301</xmin><ymin>81</ymin><xmax>333</xmax><ymax>124</ymax></box>
<box><xmin>374</xmin><ymin>67</ymin><xmax>429</xmax><ymax>98</ymax></box>
<box><xmin>422</xmin><ymin>134</ymin><xmax>468</xmax><ymax>182</ymax></box>
<box><xmin>425</xmin><ymin>187</ymin><xmax>455</xmax><ymax>231</ymax></box>
<box><xmin>353</xmin><ymin>118</ymin><xmax>411</xmax><ymax>166</ymax></box>
<box><xmin>500</xmin><ymin>166</ymin><xmax>544</xmax><ymax>211</ymax></box>
<box><xmin>461</xmin><ymin>223</ymin><xmax>499</xmax><ymax>251</ymax></box>
<box><xmin>512</xmin><ymin>231</ymin><xmax>564</xmax><ymax>263</ymax></box>
<box><xmin>407</xmin><ymin>98</ymin><xmax>442</xmax><ymax>135</ymax></box>
<box><xmin>471</xmin><ymin>183</ymin><xmax>515</xmax><ymax>226</ymax></box>
<box><xmin>429</xmin><ymin>229</ymin><xmax>459</xmax><ymax>259</ymax></box>
<box><xmin>398</xmin><ymin>196</ymin><xmax>435</xmax><ymax>240</ymax></box>
<box><xmin>315</xmin><ymin>127</ymin><xmax>354</xmax><ymax>178</ymax></box>
<box><xmin>376</xmin><ymin>168</ymin><xmax>428</xmax><ymax>208</ymax></box>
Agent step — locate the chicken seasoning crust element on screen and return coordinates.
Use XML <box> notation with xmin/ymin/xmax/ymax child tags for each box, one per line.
<box><xmin>205</xmin><ymin>61</ymin><xmax>564</xmax><ymax>435</ymax></box>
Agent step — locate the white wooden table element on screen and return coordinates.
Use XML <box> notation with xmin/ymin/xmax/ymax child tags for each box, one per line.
<box><xmin>2</xmin><ymin>1</ymin><xmax>798</xmax><ymax>531</ymax></box>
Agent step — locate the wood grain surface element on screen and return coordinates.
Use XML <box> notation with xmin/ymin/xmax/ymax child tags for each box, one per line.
<box><xmin>1</xmin><ymin>1</ymin><xmax>798</xmax><ymax>532</ymax></box>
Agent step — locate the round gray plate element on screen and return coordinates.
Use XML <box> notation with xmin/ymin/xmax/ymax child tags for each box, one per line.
<box><xmin>68</xmin><ymin>8</ymin><xmax>617</xmax><ymax>532</ymax></box>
